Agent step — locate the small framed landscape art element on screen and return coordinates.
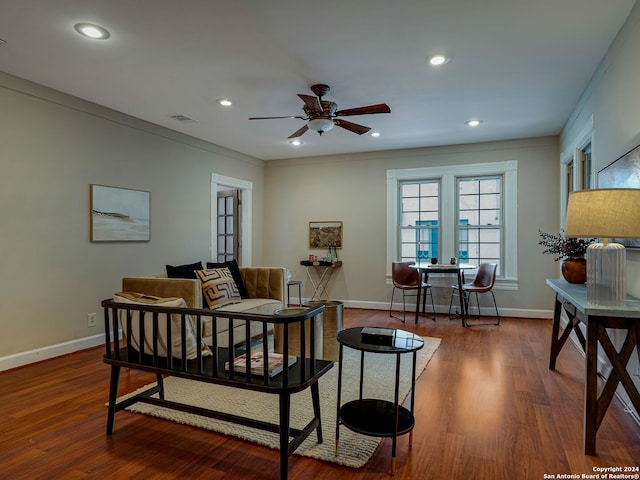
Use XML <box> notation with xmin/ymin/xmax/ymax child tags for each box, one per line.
<box><xmin>309</xmin><ymin>221</ymin><xmax>343</xmax><ymax>249</ymax></box>
<box><xmin>90</xmin><ymin>184</ymin><xmax>150</xmax><ymax>242</ymax></box>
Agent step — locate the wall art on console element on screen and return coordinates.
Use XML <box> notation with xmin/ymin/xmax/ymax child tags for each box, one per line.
<box><xmin>309</xmin><ymin>221</ymin><xmax>342</xmax><ymax>249</ymax></box>
<box><xmin>597</xmin><ymin>144</ymin><xmax>640</xmax><ymax>248</ymax></box>
<box><xmin>90</xmin><ymin>184</ymin><xmax>150</xmax><ymax>242</ymax></box>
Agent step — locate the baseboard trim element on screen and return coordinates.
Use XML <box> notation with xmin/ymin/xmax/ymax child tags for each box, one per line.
<box><xmin>336</xmin><ymin>299</ymin><xmax>552</xmax><ymax>319</ymax></box>
<box><xmin>0</xmin><ymin>334</ymin><xmax>104</xmax><ymax>372</ymax></box>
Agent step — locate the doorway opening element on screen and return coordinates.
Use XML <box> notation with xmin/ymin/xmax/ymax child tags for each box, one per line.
<box><xmin>211</xmin><ymin>174</ymin><xmax>252</xmax><ymax>266</ymax></box>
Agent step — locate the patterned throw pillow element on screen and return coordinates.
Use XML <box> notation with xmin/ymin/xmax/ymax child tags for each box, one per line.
<box><xmin>206</xmin><ymin>259</ymin><xmax>247</xmax><ymax>298</ymax></box>
<box><xmin>196</xmin><ymin>268</ymin><xmax>242</xmax><ymax>309</ymax></box>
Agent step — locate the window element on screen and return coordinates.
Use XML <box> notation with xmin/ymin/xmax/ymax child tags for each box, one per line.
<box><xmin>566</xmin><ymin>161</ymin><xmax>574</xmax><ymax>194</ymax></box>
<box><xmin>399</xmin><ymin>180</ymin><xmax>439</xmax><ymax>262</ymax></box>
<box><xmin>457</xmin><ymin>176</ymin><xmax>502</xmax><ymax>270</ymax></box>
<box><xmin>560</xmin><ymin>115</ymin><xmax>593</xmax><ymax>225</ymax></box>
<box><xmin>581</xmin><ymin>143</ymin><xmax>592</xmax><ymax>189</ymax></box>
<box><xmin>387</xmin><ymin>161</ymin><xmax>517</xmax><ymax>283</ymax></box>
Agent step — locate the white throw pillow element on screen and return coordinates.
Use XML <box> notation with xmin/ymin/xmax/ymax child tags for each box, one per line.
<box><xmin>113</xmin><ymin>292</ymin><xmax>211</xmax><ymax>360</ymax></box>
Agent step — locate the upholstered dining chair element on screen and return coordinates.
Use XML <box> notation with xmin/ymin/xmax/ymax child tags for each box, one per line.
<box><xmin>448</xmin><ymin>262</ymin><xmax>500</xmax><ymax>326</ymax></box>
<box><xmin>389</xmin><ymin>261</ymin><xmax>435</xmax><ymax>323</ymax></box>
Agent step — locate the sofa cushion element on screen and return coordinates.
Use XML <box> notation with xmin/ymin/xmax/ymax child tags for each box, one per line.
<box><xmin>240</xmin><ymin>267</ymin><xmax>285</xmax><ymax>302</ymax></box>
<box><xmin>206</xmin><ymin>259</ymin><xmax>247</xmax><ymax>298</ymax></box>
<box><xmin>166</xmin><ymin>261</ymin><xmax>203</xmax><ymax>279</ymax></box>
<box><xmin>202</xmin><ymin>298</ymin><xmax>281</xmax><ymax>342</ymax></box>
<box><xmin>113</xmin><ymin>292</ymin><xmax>211</xmax><ymax>360</ymax></box>
<box><xmin>214</xmin><ymin>297</ymin><xmax>282</xmax><ymax>313</ymax></box>
<box><xmin>196</xmin><ymin>268</ymin><xmax>242</xmax><ymax>309</ymax></box>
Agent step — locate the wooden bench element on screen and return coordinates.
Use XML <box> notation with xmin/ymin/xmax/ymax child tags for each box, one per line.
<box><xmin>102</xmin><ymin>299</ymin><xmax>333</xmax><ymax>480</ymax></box>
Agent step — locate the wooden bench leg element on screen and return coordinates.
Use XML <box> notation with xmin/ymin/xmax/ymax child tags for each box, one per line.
<box><xmin>311</xmin><ymin>382</ymin><xmax>323</xmax><ymax>443</ymax></box>
<box><xmin>106</xmin><ymin>365</ymin><xmax>121</xmax><ymax>435</ymax></box>
<box><xmin>279</xmin><ymin>393</ymin><xmax>291</xmax><ymax>480</ymax></box>
<box><xmin>156</xmin><ymin>373</ymin><xmax>164</xmax><ymax>399</ymax></box>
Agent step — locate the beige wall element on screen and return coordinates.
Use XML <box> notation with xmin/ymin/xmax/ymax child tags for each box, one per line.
<box><xmin>264</xmin><ymin>137</ymin><xmax>561</xmax><ymax>315</ymax></box>
<box><xmin>0</xmin><ymin>72</ymin><xmax>266</xmax><ymax>362</ymax></box>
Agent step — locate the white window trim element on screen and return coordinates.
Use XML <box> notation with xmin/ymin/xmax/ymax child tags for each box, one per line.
<box><xmin>387</xmin><ymin>160</ymin><xmax>518</xmax><ymax>286</ymax></box>
<box><xmin>211</xmin><ymin>173</ymin><xmax>252</xmax><ymax>266</ymax></box>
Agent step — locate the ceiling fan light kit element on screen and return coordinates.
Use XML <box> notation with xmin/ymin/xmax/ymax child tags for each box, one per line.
<box><xmin>249</xmin><ymin>84</ymin><xmax>390</xmax><ymax>139</ymax></box>
<box><xmin>308</xmin><ymin>118</ymin><xmax>334</xmax><ymax>134</ymax></box>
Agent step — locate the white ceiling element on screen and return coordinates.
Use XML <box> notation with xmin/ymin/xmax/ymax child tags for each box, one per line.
<box><xmin>0</xmin><ymin>0</ymin><xmax>636</xmax><ymax>160</ymax></box>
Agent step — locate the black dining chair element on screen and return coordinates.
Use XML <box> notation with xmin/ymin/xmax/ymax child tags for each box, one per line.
<box><xmin>448</xmin><ymin>262</ymin><xmax>500</xmax><ymax>326</ymax></box>
<box><xmin>389</xmin><ymin>261</ymin><xmax>436</xmax><ymax>323</ymax></box>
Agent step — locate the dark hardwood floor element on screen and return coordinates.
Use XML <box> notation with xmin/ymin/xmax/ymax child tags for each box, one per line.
<box><xmin>1</xmin><ymin>309</ymin><xmax>638</xmax><ymax>479</ymax></box>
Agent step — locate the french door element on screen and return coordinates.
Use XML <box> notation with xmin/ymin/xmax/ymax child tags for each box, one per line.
<box><xmin>216</xmin><ymin>189</ymin><xmax>241</xmax><ymax>262</ymax></box>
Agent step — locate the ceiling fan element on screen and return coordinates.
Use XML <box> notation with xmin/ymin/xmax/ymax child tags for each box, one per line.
<box><xmin>249</xmin><ymin>84</ymin><xmax>391</xmax><ymax>138</ymax></box>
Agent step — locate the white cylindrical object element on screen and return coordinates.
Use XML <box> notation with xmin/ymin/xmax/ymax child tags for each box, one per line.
<box><xmin>586</xmin><ymin>242</ymin><xmax>626</xmax><ymax>306</ymax></box>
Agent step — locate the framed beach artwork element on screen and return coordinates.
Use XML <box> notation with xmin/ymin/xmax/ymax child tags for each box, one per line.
<box><xmin>308</xmin><ymin>221</ymin><xmax>343</xmax><ymax>249</ymax></box>
<box><xmin>597</xmin><ymin>144</ymin><xmax>640</xmax><ymax>248</ymax></box>
<box><xmin>90</xmin><ymin>185</ymin><xmax>150</xmax><ymax>242</ymax></box>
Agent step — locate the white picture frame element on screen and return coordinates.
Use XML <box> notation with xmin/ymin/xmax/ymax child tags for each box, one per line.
<box><xmin>90</xmin><ymin>184</ymin><xmax>150</xmax><ymax>242</ymax></box>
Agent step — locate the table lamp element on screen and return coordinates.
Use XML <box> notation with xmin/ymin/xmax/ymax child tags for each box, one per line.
<box><xmin>564</xmin><ymin>189</ymin><xmax>640</xmax><ymax>305</ymax></box>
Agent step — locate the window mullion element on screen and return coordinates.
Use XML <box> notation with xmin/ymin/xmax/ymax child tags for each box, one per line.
<box><xmin>440</xmin><ymin>174</ymin><xmax>455</xmax><ymax>262</ymax></box>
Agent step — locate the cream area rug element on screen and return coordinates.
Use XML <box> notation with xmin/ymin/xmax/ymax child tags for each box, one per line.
<box><xmin>119</xmin><ymin>336</ymin><xmax>440</xmax><ymax>468</ymax></box>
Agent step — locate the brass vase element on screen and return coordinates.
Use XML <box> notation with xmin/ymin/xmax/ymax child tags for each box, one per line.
<box><xmin>561</xmin><ymin>256</ymin><xmax>587</xmax><ymax>284</ymax></box>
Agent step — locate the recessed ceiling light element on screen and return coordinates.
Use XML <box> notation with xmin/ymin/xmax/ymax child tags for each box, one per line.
<box><xmin>216</xmin><ymin>98</ymin><xmax>233</xmax><ymax>107</ymax></box>
<box><xmin>289</xmin><ymin>139</ymin><xmax>303</xmax><ymax>146</ymax></box>
<box><xmin>74</xmin><ymin>23</ymin><xmax>110</xmax><ymax>40</ymax></box>
<box><xmin>427</xmin><ymin>54</ymin><xmax>450</xmax><ymax>66</ymax></box>
<box><xmin>465</xmin><ymin>119</ymin><xmax>482</xmax><ymax>127</ymax></box>
<box><xmin>371</xmin><ymin>132</ymin><xmax>381</xmax><ymax>137</ymax></box>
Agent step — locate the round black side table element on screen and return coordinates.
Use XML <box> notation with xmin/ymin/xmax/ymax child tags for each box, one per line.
<box><xmin>335</xmin><ymin>327</ymin><xmax>424</xmax><ymax>475</ymax></box>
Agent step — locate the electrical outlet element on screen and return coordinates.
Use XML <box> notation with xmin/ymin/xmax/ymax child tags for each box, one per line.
<box><xmin>87</xmin><ymin>313</ymin><xmax>97</xmax><ymax>328</ymax></box>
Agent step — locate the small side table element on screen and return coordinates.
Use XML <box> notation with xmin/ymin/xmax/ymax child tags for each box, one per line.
<box><xmin>300</xmin><ymin>260</ymin><xmax>342</xmax><ymax>300</ymax></box>
<box><xmin>335</xmin><ymin>327</ymin><xmax>424</xmax><ymax>475</ymax></box>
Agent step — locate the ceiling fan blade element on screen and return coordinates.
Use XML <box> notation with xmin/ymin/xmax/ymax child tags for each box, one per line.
<box><xmin>334</xmin><ymin>119</ymin><xmax>371</xmax><ymax>135</ymax></box>
<box><xmin>288</xmin><ymin>124</ymin><xmax>309</xmax><ymax>139</ymax></box>
<box><xmin>335</xmin><ymin>103</ymin><xmax>391</xmax><ymax>117</ymax></box>
<box><xmin>298</xmin><ymin>94</ymin><xmax>323</xmax><ymax>113</ymax></box>
<box><xmin>249</xmin><ymin>115</ymin><xmax>305</xmax><ymax>120</ymax></box>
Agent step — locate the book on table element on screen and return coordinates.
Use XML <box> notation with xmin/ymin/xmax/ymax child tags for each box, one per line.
<box><xmin>361</xmin><ymin>327</ymin><xmax>396</xmax><ymax>346</ymax></box>
<box><xmin>226</xmin><ymin>351</ymin><xmax>297</xmax><ymax>377</ymax></box>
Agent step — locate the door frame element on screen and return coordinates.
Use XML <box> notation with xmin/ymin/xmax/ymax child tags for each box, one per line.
<box><xmin>211</xmin><ymin>173</ymin><xmax>252</xmax><ymax>265</ymax></box>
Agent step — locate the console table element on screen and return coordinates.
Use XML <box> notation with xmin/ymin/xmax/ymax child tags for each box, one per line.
<box><xmin>546</xmin><ymin>278</ymin><xmax>640</xmax><ymax>455</ymax></box>
<box><xmin>335</xmin><ymin>327</ymin><xmax>424</xmax><ymax>475</ymax></box>
<box><xmin>300</xmin><ymin>260</ymin><xmax>342</xmax><ymax>300</ymax></box>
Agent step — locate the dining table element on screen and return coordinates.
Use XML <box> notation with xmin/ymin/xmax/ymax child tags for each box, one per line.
<box><xmin>410</xmin><ymin>263</ymin><xmax>476</xmax><ymax>326</ymax></box>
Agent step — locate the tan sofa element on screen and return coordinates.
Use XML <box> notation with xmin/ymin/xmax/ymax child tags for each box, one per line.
<box><xmin>121</xmin><ymin>267</ymin><xmax>286</xmax><ymax>347</ymax></box>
